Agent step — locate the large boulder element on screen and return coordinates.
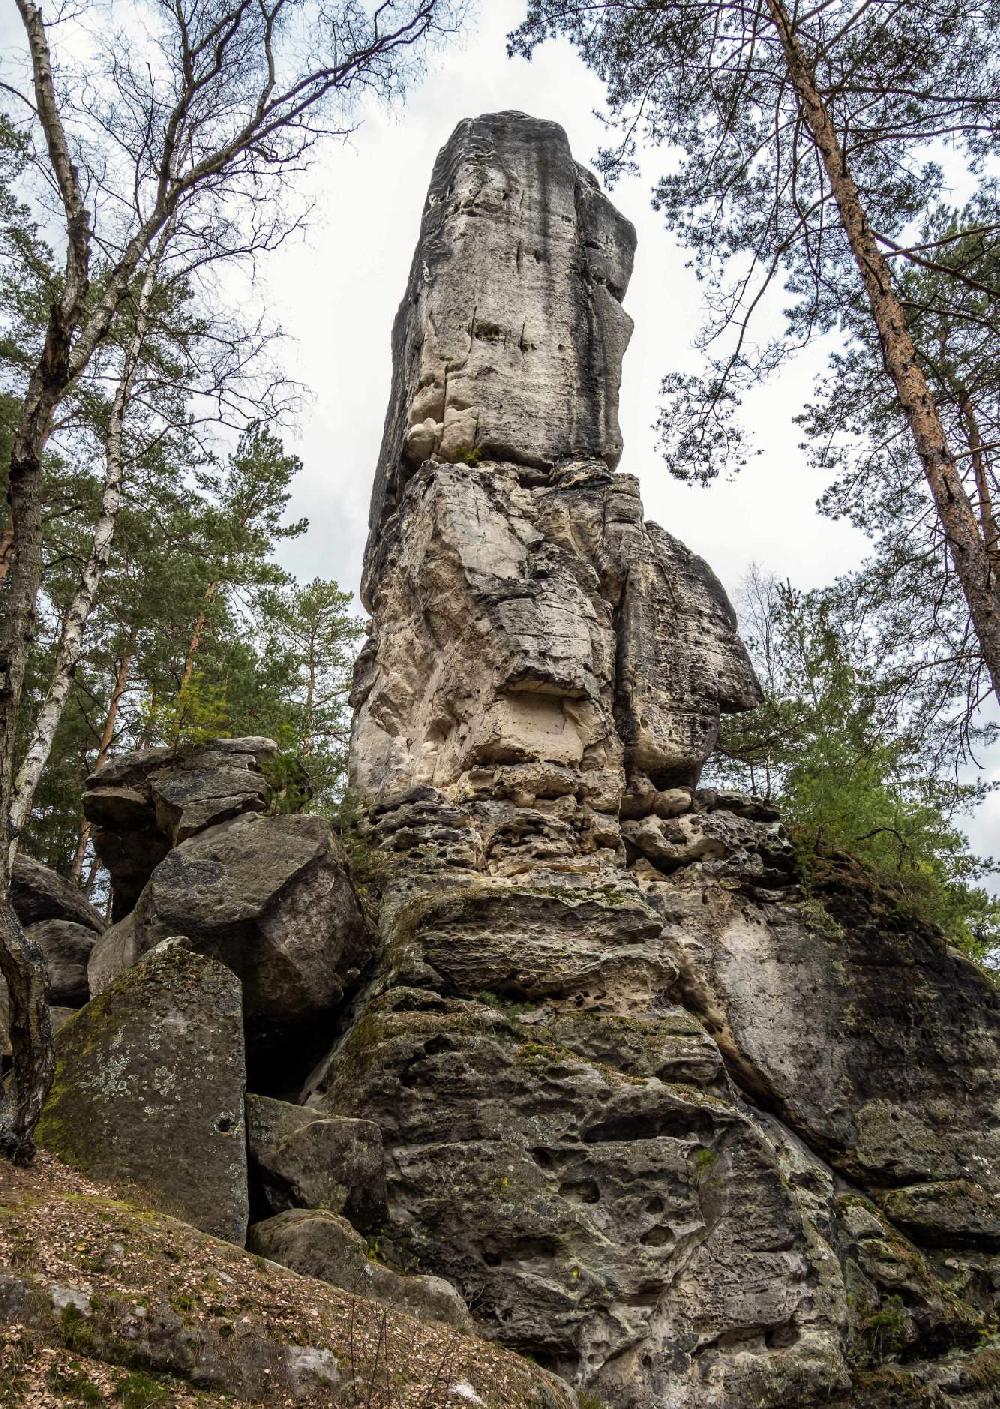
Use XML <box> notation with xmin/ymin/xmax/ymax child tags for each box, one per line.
<box><xmin>87</xmin><ymin>812</ymin><xmax>371</xmax><ymax>1051</ymax></box>
<box><xmin>1</xmin><ymin>853</ymin><xmax>104</xmax><ymax>1051</ymax></box>
<box><xmin>248</xmin><ymin>1208</ymin><xmax>472</xmax><ymax>1331</ymax></box>
<box><xmin>10</xmin><ymin>852</ymin><xmax>103</xmax><ymax>934</ymax></box>
<box><xmin>37</xmin><ymin>938</ymin><xmax>248</xmax><ymax>1244</ymax></box>
<box><xmin>23</xmin><ymin>918</ymin><xmax>97</xmax><ymax>1005</ymax></box>
<box><xmin>247</xmin><ymin>1093</ymin><xmax>387</xmax><ymax>1230</ymax></box>
<box><xmin>83</xmin><ymin>737</ymin><xmax>278</xmax><ymax>919</ymax></box>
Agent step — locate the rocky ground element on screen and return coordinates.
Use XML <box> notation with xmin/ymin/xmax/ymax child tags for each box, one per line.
<box><xmin>0</xmin><ymin>1154</ymin><xmax>573</xmax><ymax>1409</ymax></box>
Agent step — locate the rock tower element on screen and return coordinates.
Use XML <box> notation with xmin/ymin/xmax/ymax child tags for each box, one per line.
<box><xmin>28</xmin><ymin>112</ymin><xmax>1000</xmax><ymax>1409</ymax></box>
<box><xmin>312</xmin><ymin>113</ymin><xmax>1000</xmax><ymax>1409</ymax></box>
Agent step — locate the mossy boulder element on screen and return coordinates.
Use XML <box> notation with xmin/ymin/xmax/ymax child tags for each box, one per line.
<box><xmin>246</xmin><ymin>1093</ymin><xmax>387</xmax><ymax>1230</ymax></box>
<box><xmin>37</xmin><ymin>939</ymin><xmax>248</xmax><ymax>1244</ymax></box>
<box><xmin>248</xmin><ymin>1208</ymin><xmax>472</xmax><ymax>1330</ymax></box>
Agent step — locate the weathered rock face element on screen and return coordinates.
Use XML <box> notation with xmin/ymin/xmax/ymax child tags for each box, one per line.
<box><xmin>83</xmin><ymin>737</ymin><xmax>277</xmax><ymax>919</ymax></box>
<box><xmin>37</xmin><ymin>939</ymin><xmax>249</xmax><ymax>1244</ymax></box>
<box><xmin>353</xmin><ymin>464</ymin><xmax>760</xmax><ymax>805</ymax></box>
<box><xmin>315</xmin><ymin>112</ymin><xmax>1000</xmax><ymax>1409</ymax></box>
<box><xmin>353</xmin><ymin>121</ymin><xmax>756</xmax><ymax>805</ymax></box>
<box><xmin>367</xmin><ymin>112</ymin><xmax>636</xmax><ymax>588</ymax></box>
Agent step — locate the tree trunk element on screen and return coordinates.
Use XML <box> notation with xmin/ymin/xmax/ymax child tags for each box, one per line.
<box><xmin>0</xmin><ymin>0</ymin><xmax>97</xmax><ymax>1162</ymax></box>
<box><xmin>0</xmin><ymin>515</ymin><xmax>15</xmax><ymax>587</ymax></box>
<box><xmin>0</xmin><ymin>903</ymin><xmax>53</xmax><ymax>1164</ymax></box>
<box><xmin>765</xmin><ymin>0</ymin><xmax>1000</xmax><ymax>702</ymax></box>
<box><xmin>956</xmin><ymin>389</ymin><xmax>1000</xmax><ymax>579</ymax></box>
<box><xmin>71</xmin><ymin>643</ymin><xmax>134</xmax><ymax>881</ymax></box>
<box><xmin>303</xmin><ymin>628</ymin><xmax>317</xmax><ymax>757</ymax></box>
<box><xmin>179</xmin><ymin>582</ymin><xmax>219</xmax><ymax>695</ymax></box>
<box><xmin>11</xmin><ymin>251</ymin><xmax>162</xmax><ymax>841</ymax></box>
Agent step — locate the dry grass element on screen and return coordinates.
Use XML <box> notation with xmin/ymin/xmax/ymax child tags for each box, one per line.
<box><xmin>0</xmin><ymin>1154</ymin><xmax>572</xmax><ymax>1409</ymax></box>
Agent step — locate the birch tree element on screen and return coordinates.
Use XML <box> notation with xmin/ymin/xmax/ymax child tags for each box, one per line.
<box><xmin>0</xmin><ymin>0</ymin><xmax>459</xmax><ymax>1161</ymax></box>
<box><xmin>512</xmin><ymin>0</ymin><xmax>1000</xmax><ymax>692</ymax></box>
<box><xmin>10</xmin><ymin>234</ymin><xmax>167</xmax><ymax>837</ymax></box>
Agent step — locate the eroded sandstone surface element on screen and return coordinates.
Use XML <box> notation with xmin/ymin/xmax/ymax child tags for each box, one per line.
<box><xmin>316</xmin><ymin>112</ymin><xmax>1000</xmax><ymax>1409</ymax></box>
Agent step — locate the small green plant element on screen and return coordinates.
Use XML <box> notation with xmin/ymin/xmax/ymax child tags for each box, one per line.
<box><xmin>115</xmin><ymin>1370</ymin><xmax>171</xmax><ymax>1409</ymax></box>
<box><xmin>59</xmin><ymin>1303</ymin><xmax>95</xmax><ymax>1356</ymax></box>
<box><xmin>261</xmin><ymin>746</ymin><xmax>311</xmax><ymax>814</ymax></box>
<box><xmin>861</xmin><ymin>1294</ymin><xmax>909</xmax><ymax>1364</ymax></box>
<box><xmin>798</xmin><ymin>896</ymin><xmax>846</xmax><ymax>944</ymax></box>
<box><xmin>141</xmin><ymin>669</ymin><xmax>231</xmax><ymax>754</ymax></box>
<box><xmin>475</xmin><ymin>990</ymin><xmax>537</xmax><ymax>1016</ymax></box>
<box><xmin>47</xmin><ymin>1362</ymin><xmax>103</xmax><ymax>1404</ymax></box>
<box><xmin>694</xmin><ymin>1147</ymin><xmax>718</xmax><ymax>1173</ymax></box>
<box><xmin>456</xmin><ymin>444</ymin><xmax>483</xmax><ymax>465</ymax></box>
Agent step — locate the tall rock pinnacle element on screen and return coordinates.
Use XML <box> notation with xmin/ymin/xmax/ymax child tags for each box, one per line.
<box><xmin>325</xmin><ymin>113</ymin><xmax>1000</xmax><ymax>1409</ymax></box>
<box><xmin>366</xmin><ymin>112</ymin><xmax>636</xmax><ymax>571</ymax></box>
<box><xmin>352</xmin><ymin>112</ymin><xmax>760</xmax><ymax>810</ymax></box>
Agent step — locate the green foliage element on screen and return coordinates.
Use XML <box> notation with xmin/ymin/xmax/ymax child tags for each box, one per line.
<box><xmin>512</xmin><ymin>2</ymin><xmax>997</xmax><ymax>481</ymax></box>
<box><xmin>577</xmin><ymin>1391</ymin><xmax>609</xmax><ymax>1409</ymax></box>
<box><xmin>114</xmin><ymin>1371</ymin><xmax>171</xmax><ymax>1409</ymax></box>
<box><xmin>58</xmin><ymin>1303</ymin><xmax>95</xmax><ymax>1356</ymax></box>
<box><xmin>253</xmin><ymin>577</ymin><xmax>364</xmax><ymax>815</ymax></box>
<box><xmin>713</xmin><ymin>570</ymin><xmax>1000</xmax><ymax>960</ymax></box>
<box><xmin>141</xmin><ymin>671</ymin><xmax>231</xmax><ymax>754</ymax></box>
<box><xmin>6</xmin><ymin>403</ymin><xmax>361</xmax><ymax>873</ymax></box>
<box><xmin>260</xmin><ymin>748</ymin><xmax>313</xmax><ymax>814</ymax></box>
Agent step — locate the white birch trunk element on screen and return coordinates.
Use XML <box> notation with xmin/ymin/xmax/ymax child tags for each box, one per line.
<box><xmin>10</xmin><ymin>244</ymin><xmax>164</xmax><ymax>843</ymax></box>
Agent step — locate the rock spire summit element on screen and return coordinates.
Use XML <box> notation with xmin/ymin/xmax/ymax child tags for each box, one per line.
<box><xmin>352</xmin><ymin>112</ymin><xmax>760</xmax><ymax>808</ymax></box>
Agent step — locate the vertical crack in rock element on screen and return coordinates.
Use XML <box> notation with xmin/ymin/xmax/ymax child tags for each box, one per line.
<box><xmin>325</xmin><ymin>112</ymin><xmax>1000</xmax><ymax>1409</ymax></box>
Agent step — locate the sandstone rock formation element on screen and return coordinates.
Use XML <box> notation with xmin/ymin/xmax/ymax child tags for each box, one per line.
<box><xmin>38</xmin><ymin>939</ymin><xmax>249</xmax><ymax>1244</ymax></box>
<box><xmin>83</xmin><ymin>737</ymin><xmax>278</xmax><ymax>919</ymax></box>
<box><xmin>367</xmin><ymin>113</ymin><xmax>637</xmax><ymax>580</ymax></box>
<box><xmin>309</xmin><ymin>111</ymin><xmax>1000</xmax><ymax>1409</ymax></box>
<box><xmin>11</xmin><ymin>851</ymin><xmax>104</xmax><ymax>934</ymax></box>
<box><xmin>87</xmin><ymin>779</ymin><xmax>371</xmax><ymax>1062</ymax></box>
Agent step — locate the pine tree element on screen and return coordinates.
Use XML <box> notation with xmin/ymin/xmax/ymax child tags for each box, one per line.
<box><xmin>713</xmin><ymin>570</ymin><xmax>1000</xmax><ymax>959</ymax></box>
